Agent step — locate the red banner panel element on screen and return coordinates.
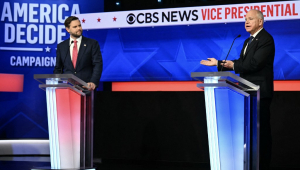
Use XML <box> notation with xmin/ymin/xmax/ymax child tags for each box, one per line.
<box><xmin>0</xmin><ymin>73</ymin><xmax>24</xmax><ymax>92</ymax></box>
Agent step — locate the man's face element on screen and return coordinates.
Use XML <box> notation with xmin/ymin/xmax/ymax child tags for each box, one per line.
<box><xmin>245</xmin><ymin>10</ymin><xmax>263</xmax><ymax>35</ymax></box>
<box><xmin>66</xmin><ymin>19</ymin><xmax>82</xmax><ymax>39</ymax></box>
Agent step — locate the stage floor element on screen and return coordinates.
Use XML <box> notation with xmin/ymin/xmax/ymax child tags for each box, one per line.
<box><xmin>0</xmin><ymin>158</ymin><xmax>299</xmax><ymax>170</ymax></box>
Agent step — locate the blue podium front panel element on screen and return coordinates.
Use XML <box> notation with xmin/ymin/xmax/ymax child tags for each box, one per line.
<box><xmin>215</xmin><ymin>88</ymin><xmax>246</xmax><ymax>170</ymax></box>
<box><xmin>203</xmin><ymin>78</ymin><xmax>250</xmax><ymax>170</ymax></box>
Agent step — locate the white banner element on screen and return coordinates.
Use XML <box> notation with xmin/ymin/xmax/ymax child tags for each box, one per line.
<box><xmin>76</xmin><ymin>1</ymin><xmax>300</xmax><ymax>29</ymax></box>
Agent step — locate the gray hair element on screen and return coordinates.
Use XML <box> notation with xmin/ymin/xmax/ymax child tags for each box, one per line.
<box><xmin>252</xmin><ymin>9</ymin><xmax>264</xmax><ymax>22</ymax></box>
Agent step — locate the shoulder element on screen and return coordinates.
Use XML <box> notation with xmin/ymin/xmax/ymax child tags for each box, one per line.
<box><xmin>258</xmin><ymin>29</ymin><xmax>274</xmax><ymax>40</ymax></box>
<box><xmin>57</xmin><ymin>38</ymin><xmax>70</xmax><ymax>47</ymax></box>
<box><xmin>256</xmin><ymin>28</ymin><xmax>274</xmax><ymax>45</ymax></box>
<box><xmin>82</xmin><ymin>36</ymin><xmax>100</xmax><ymax>49</ymax></box>
<box><xmin>82</xmin><ymin>36</ymin><xmax>98</xmax><ymax>43</ymax></box>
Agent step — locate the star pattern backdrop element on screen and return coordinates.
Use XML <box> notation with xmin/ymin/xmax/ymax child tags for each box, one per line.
<box><xmin>85</xmin><ymin>19</ymin><xmax>300</xmax><ymax>81</ymax></box>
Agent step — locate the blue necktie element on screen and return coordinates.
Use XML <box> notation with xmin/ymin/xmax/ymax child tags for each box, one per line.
<box><xmin>248</xmin><ymin>36</ymin><xmax>254</xmax><ymax>45</ymax></box>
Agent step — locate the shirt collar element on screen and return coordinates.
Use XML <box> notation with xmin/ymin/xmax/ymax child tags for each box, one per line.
<box><xmin>70</xmin><ymin>36</ymin><xmax>82</xmax><ymax>45</ymax></box>
<box><xmin>251</xmin><ymin>27</ymin><xmax>263</xmax><ymax>38</ymax></box>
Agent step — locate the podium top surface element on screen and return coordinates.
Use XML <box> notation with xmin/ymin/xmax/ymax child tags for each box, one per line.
<box><xmin>191</xmin><ymin>72</ymin><xmax>259</xmax><ymax>91</ymax></box>
<box><xmin>34</xmin><ymin>74</ymin><xmax>88</xmax><ymax>87</ymax></box>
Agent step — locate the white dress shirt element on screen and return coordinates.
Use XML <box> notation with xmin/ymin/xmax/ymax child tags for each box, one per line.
<box><xmin>70</xmin><ymin>36</ymin><xmax>82</xmax><ymax>60</ymax></box>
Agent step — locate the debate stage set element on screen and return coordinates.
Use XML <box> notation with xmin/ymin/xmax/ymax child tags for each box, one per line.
<box><xmin>0</xmin><ymin>0</ymin><xmax>300</xmax><ymax>170</ymax></box>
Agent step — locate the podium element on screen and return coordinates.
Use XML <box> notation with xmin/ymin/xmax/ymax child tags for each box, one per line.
<box><xmin>34</xmin><ymin>74</ymin><xmax>95</xmax><ymax>170</ymax></box>
<box><xmin>191</xmin><ymin>72</ymin><xmax>260</xmax><ymax>170</ymax></box>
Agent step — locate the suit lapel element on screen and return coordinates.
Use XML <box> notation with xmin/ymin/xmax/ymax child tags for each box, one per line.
<box><xmin>75</xmin><ymin>36</ymin><xmax>87</xmax><ymax>69</ymax></box>
<box><xmin>63</xmin><ymin>38</ymin><xmax>74</xmax><ymax>69</ymax></box>
<box><xmin>241</xmin><ymin>40</ymin><xmax>248</xmax><ymax>59</ymax></box>
<box><xmin>245</xmin><ymin>38</ymin><xmax>258</xmax><ymax>54</ymax></box>
<box><xmin>243</xmin><ymin>29</ymin><xmax>264</xmax><ymax>58</ymax></box>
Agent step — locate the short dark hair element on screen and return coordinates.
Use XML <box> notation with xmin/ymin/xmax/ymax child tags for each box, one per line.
<box><xmin>64</xmin><ymin>16</ymin><xmax>79</xmax><ymax>28</ymax></box>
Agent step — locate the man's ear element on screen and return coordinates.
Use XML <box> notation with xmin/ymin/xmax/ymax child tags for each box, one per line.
<box><xmin>66</xmin><ymin>27</ymin><xmax>70</xmax><ymax>33</ymax></box>
<box><xmin>259</xmin><ymin>19</ymin><xmax>263</xmax><ymax>26</ymax></box>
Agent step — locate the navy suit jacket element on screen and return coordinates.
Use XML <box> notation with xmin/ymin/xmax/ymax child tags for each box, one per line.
<box><xmin>54</xmin><ymin>36</ymin><xmax>103</xmax><ymax>86</ymax></box>
<box><xmin>218</xmin><ymin>28</ymin><xmax>275</xmax><ymax>98</ymax></box>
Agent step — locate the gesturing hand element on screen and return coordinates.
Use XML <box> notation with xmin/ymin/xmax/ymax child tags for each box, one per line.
<box><xmin>200</xmin><ymin>58</ymin><xmax>218</xmax><ymax>66</ymax></box>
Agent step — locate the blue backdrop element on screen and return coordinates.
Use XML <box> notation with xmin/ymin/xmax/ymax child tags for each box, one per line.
<box><xmin>89</xmin><ymin>19</ymin><xmax>299</xmax><ymax>81</ymax></box>
<box><xmin>0</xmin><ymin>0</ymin><xmax>104</xmax><ymax>138</ymax></box>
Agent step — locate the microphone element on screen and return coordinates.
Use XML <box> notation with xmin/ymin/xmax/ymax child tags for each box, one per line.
<box><xmin>60</xmin><ymin>40</ymin><xmax>74</xmax><ymax>74</ymax></box>
<box><xmin>221</xmin><ymin>34</ymin><xmax>241</xmax><ymax>71</ymax></box>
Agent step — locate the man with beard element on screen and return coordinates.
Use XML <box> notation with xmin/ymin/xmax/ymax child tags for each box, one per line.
<box><xmin>201</xmin><ymin>9</ymin><xmax>275</xmax><ymax>170</ymax></box>
<box><xmin>54</xmin><ymin>16</ymin><xmax>103</xmax><ymax>90</ymax></box>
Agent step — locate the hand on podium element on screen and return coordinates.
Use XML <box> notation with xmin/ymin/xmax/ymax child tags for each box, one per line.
<box><xmin>83</xmin><ymin>82</ymin><xmax>96</xmax><ymax>91</ymax></box>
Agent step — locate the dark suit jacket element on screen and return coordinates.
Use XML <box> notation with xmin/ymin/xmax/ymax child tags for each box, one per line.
<box><xmin>218</xmin><ymin>28</ymin><xmax>275</xmax><ymax>98</ymax></box>
<box><xmin>53</xmin><ymin>36</ymin><xmax>103</xmax><ymax>86</ymax></box>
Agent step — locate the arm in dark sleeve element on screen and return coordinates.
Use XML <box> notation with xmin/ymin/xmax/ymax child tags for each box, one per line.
<box><xmin>217</xmin><ymin>60</ymin><xmax>237</xmax><ymax>71</ymax></box>
<box><xmin>89</xmin><ymin>40</ymin><xmax>103</xmax><ymax>86</ymax></box>
<box><xmin>234</xmin><ymin>36</ymin><xmax>275</xmax><ymax>74</ymax></box>
<box><xmin>53</xmin><ymin>45</ymin><xmax>63</xmax><ymax>74</ymax></box>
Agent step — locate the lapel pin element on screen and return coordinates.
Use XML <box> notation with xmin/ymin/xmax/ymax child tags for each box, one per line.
<box><xmin>84</xmin><ymin>44</ymin><xmax>86</xmax><ymax>46</ymax></box>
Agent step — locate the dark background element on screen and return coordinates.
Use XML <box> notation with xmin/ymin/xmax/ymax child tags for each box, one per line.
<box><xmin>94</xmin><ymin>91</ymin><xmax>300</xmax><ymax>169</ymax></box>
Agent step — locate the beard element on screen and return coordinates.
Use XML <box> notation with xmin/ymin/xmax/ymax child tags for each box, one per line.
<box><xmin>70</xmin><ymin>31</ymin><xmax>82</xmax><ymax>38</ymax></box>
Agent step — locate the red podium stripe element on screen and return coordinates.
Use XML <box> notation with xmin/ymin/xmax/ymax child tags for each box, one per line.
<box><xmin>112</xmin><ymin>81</ymin><xmax>300</xmax><ymax>92</ymax></box>
<box><xmin>0</xmin><ymin>73</ymin><xmax>24</xmax><ymax>92</ymax></box>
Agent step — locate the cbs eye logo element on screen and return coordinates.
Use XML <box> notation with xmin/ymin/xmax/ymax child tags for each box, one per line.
<box><xmin>127</xmin><ymin>13</ymin><xmax>136</xmax><ymax>24</ymax></box>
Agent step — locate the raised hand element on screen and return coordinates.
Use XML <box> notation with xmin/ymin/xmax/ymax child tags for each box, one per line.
<box><xmin>200</xmin><ymin>58</ymin><xmax>218</xmax><ymax>66</ymax></box>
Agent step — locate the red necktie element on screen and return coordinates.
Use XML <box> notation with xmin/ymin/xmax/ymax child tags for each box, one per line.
<box><xmin>72</xmin><ymin>40</ymin><xmax>78</xmax><ymax>68</ymax></box>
